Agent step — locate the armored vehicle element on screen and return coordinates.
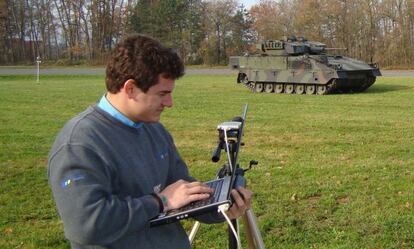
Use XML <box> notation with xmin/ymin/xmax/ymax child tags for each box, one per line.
<box><xmin>229</xmin><ymin>36</ymin><xmax>381</xmax><ymax>95</ymax></box>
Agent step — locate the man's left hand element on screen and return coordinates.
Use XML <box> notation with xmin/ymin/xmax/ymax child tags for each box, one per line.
<box><xmin>226</xmin><ymin>187</ymin><xmax>253</xmax><ymax>220</ymax></box>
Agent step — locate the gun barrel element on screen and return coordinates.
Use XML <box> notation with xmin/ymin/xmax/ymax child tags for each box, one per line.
<box><xmin>325</xmin><ymin>47</ymin><xmax>347</xmax><ymax>50</ymax></box>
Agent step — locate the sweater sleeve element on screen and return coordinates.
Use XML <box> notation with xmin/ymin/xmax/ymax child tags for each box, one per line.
<box><xmin>48</xmin><ymin>143</ymin><xmax>159</xmax><ymax>245</ymax></box>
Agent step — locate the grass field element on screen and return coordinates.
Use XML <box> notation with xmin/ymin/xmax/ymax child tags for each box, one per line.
<box><xmin>0</xmin><ymin>74</ymin><xmax>413</xmax><ymax>249</ymax></box>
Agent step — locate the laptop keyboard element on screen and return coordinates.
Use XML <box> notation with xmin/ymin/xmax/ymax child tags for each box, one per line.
<box><xmin>174</xmin><ymin>179</ymin><xmax>224</xmax><ymax>212</ymax></box>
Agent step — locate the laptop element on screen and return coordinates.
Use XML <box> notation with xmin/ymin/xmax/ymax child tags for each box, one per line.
<box><xmin>150</xmin><ymin>104</ymin><xmax>248</xmax><ymax>227</ymax></box>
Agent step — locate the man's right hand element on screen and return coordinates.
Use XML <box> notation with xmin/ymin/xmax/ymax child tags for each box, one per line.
<box><xmin>159</xmin><ymin>180</ymin><xmax>213</xmax><ymax>212</ymax></box>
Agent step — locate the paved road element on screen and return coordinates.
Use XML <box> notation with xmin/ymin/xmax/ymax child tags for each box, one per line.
<box><xmin>0</xmin><ymin>68</ymin><xmax>413</xmax><ymax>77</ymax></box>
<box><xmin>0</xmin><ymin>68</ymin><xmax>231</xmax><ymax>76</ymax></box>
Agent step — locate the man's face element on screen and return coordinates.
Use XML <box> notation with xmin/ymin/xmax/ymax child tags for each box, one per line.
<box><xmin>130</xmin><ymin>75</ymin><xmax>175</xmax><ymax>123</ymax></box>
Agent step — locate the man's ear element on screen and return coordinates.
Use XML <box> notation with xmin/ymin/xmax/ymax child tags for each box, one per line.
<box><xmin>123</xmin><ymin>79</ymin><xmax>137</xmax><ymax>98</ymax></box>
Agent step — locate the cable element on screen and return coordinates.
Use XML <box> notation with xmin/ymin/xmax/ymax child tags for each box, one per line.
<box><xmin>223</xmin><ymin>129</ymin><xmax>234</xmax><ymax>172</ymax></box>
<box><xmin>218</xmin><ymin>204</ymin><xmax>242</xmax><ymax>249</ymax></box>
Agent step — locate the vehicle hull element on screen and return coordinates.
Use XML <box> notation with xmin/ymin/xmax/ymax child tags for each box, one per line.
<box><xmin>230</xmin><ymin>52</ymin><xmax>381</xmax><ymax>95</ymax></box>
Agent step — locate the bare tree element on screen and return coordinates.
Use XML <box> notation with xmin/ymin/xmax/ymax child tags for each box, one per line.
<box><xmin>0</xmin><ymin>0</ymin><xmax>8</xmax><ymax>63</ymax></box>
<box><xmin>201</xmin><ymin>0</ymin><xmax>239</xmax><ymax>64</ymax></box>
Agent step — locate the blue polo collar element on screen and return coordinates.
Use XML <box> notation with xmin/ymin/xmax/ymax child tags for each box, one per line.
<box><xmin>97</xmin><ymin>95</ymin><xmax>143</xmax><ymax>129</ymax></box>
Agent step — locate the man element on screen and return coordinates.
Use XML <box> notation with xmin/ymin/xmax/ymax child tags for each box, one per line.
<box><xmin>48</xmin><ymin>34</ymin><xmax>252</xmax><ymax>249</ymax></box>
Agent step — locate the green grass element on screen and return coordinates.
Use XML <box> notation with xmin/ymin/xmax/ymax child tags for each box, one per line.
<box><xmin>0</xmin><ymin>74</ymin><xmax>413</xmax><ymax>248</ymax></box>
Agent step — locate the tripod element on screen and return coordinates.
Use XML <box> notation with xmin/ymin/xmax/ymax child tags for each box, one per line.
<box><xmin>188</xmin><ymin>104</ymin><xmax>265</xmax><ymax>249</ymax></box>
<box><xmin>188</xmin><ymin>177</ymin><xmax>265</xmax><ymax>249</ymax></box>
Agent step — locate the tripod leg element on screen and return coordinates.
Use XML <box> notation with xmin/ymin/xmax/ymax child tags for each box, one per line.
<box><xmin>242</xmin><ymin>214</ymin><xmax>256</xmax><ymax>249</ymax></box>
<box><xmin>228</xmin><ymin>219</ymin><xmax>239</xmax><ymax>249</ymax></box>
<box><xmin>188</xmin><ymin>221</ymin><xmax>201</xmax><ymax>245</ymax></box>
<box><xmin>245</xmin><ymin>209</ymin><xmax>265</xmax><ymax>249</ymax></box>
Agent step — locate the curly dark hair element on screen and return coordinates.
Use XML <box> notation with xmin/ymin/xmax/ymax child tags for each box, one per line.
<box><xmin>105</xmin><ymin>34</ymin><xmax>185</xmax><ymax>93</ymax></box>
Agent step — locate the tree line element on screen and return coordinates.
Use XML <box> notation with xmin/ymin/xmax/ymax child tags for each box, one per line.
<box><xmin>0</xmin><ymin>0</ymin><xmax>413</xmax><ymax>68</ymax></box>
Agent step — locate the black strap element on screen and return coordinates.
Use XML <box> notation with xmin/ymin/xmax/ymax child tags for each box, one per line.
<box><xmin>151</xmin><ymin>193</ymin><xmax>164</xmax><ymax>213</ymax></box>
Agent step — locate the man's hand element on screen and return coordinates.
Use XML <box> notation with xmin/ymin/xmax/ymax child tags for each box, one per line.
<box><xmin>226</xmin><ymin>187</ymin><xmax>253</xmax><ymax>220</ymax></box>
<box><xmin>160</xmin><ymin>180</ymin><xmax>213</xmax><ymax>212</ymax></box>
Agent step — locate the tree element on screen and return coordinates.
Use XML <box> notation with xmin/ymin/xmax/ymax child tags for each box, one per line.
<box><xmin>0</xmin><ymin>0</ymin><xmax>413</xmax><ymax>67</ymax></box>
<box><xmin>0</xmin><ymin>0</ymin><xmax>8</xmax><ymax>63</ymax></box>
<box><xmin>228</xmin><ymin>4</ymin><xmax>255</xmax><ymax>54</ymax></box>
<box><xmin>129</xmin><ymin>0</ymin><xmax>206</xmax><ymax>64</ymax></box>
<box><xmin>250</xmin><ymin>0</ymin><xmax>283</xmax><ymax>40</ymax></box>
<box><xmin>200</xmin><ymin>0</ymin><xmax>252</xmax><ymax>64</ymax></box>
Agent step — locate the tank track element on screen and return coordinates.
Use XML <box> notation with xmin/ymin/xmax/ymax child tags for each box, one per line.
<box><xmin>242</xmin><ymin>77</ymin><xmax>375</xmax><ymax>95</ymax></box>
<box><xmin>244</xmin><ymin>80</ymin><xmax>336</xmax><ymax>95</ymax></box>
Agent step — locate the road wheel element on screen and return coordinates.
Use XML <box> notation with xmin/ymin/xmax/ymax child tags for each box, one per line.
<box><xmin>295</xmin><ymin>84</ymin><xmax>305</xmax><ymax>94</ymax></box>
<box><xmin>316</xmin><ymin>85</ymin><xmax>327</xmax><ymax>95</ymax></box>
<box><xmin>285</xmin><ymin>84</ymin><xmax>294</xmax><ymax>94</ymax></box>
<box><xmin>264</xmin><ymin>83</ymin><xmax>274</xmax><ymax>93</ymax></box>
<box><xmin>305</xmin><ymin>85</ymin><xmax>316</xmax><ymax>95</ymax></box>
<box><xmin>241</xmin><ymin>74</ymin><xmax>249</xmax><ymax>84</ymax></box>
<box><xmin>274</xmin><ymin>84</ymin><xmax>284</xmax><ymax>93</ymax></box>
<box><xmin>254</xmin><ymin>83</ymin><xmax>264</xmax><ymax>92</ymax></box>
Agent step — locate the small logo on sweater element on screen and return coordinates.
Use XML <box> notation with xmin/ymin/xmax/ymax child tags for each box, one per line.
<box><xmin>60</xmin><ymin>174</ymin><xmax>86</xmax><ymax>188</ymax></box>
<box><xmin>153</xmin><ymin>184</ymin><xmax>162</xmax><ymax>193</ymax></box>
<box><xmin>159</xmin><ymin>151</ymin><xmax>168</xmax><ymax>160</ymax></box>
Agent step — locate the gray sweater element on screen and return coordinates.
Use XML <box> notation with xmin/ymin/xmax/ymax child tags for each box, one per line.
<box><xmin>48</xmin><ymin>106</ymin><xmax>220</xmax><ymax>249</ymax></box>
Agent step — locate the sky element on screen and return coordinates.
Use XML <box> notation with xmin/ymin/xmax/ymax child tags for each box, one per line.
<box><xmin>239</xmin><ymin>0</ymin><xmax>259</xmax><ymax>9</ymax></box>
